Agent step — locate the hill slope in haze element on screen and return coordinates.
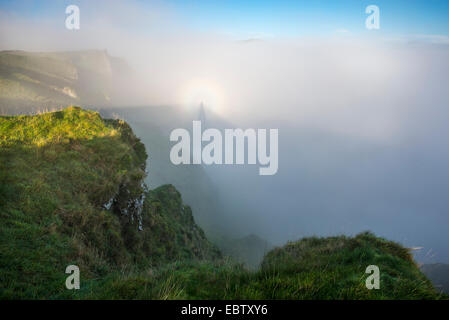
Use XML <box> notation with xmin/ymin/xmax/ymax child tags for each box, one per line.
<box><xmin>421</xmin><ymin>263</ymin><xmax>449</xmax><ymax>294</ymax></box>
<box><xmin>0</xmin><ymin>50</ymin><xmax>133</xmax><ymax>114</ymax></box>
<box><xmin>218</xmin><ymin>234</ymin><xmax>271</xmax><ymax>269</ymax></box>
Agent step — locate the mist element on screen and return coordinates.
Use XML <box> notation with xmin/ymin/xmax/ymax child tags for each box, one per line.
<box><xmin>1</xmin><ymin>0</ymin><xmax>449</xmax><ymax>263</ymax></box>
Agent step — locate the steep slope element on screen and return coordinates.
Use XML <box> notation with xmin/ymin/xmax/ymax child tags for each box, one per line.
<box><xmin>0</xmin><ymin>107</ymin><xmax>220</xmax><ymax>299</ymax></box>
<box><xmin>100</xmin><ymin>106</ymin><xmax>234</xmax><ymax>240</ymax></box>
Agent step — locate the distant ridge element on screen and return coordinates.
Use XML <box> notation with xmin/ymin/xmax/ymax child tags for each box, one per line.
<box><xmin>0</xmin><ymin>50</ymin><xmax>133</xmax><ymax>114</ymax></box>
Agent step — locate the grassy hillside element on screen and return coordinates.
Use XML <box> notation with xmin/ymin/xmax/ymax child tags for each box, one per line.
<box><xmin>257</xmin><ymin>232</ymin><xmax>441</xmax><ymax>299</ymax></box>
<box><xmin>0</xmin><ymin>107</ymin><xmax>443</xmax><ymax>299</ymax></box>
<box><xmin>76</xmin><ymin>232</ymin><xmax>444</xmax><ymax>299</ymax></box>
<box><xmin>0</xmin><ymin>107</ymin><xmax>220</xmax><ymax>299</ymax></box>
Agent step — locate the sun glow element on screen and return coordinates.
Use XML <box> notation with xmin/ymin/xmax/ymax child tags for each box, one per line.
<box><xmin>178</xmin><ymin>79</ymin><xmax>226</xmax><ymax>115</ymax></box>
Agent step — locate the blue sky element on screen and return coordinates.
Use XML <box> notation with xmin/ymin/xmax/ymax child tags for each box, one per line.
<box><xmin>0</xmin><ymin>0</ymin><xmax>448</xmax><ymax>38</ymax></box>
<box><xmin>168</xmin><ymin>0</ymin><xmax>449</xmax><ymax>37</ymax></box>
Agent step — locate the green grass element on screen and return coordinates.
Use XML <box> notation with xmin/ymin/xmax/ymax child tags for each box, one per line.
<box><xmin>0</xmin><ymin>107</ymin><xmax>444</xmax><ymax>299</ymax></box>
<box><xmin>256</xmin><ymin>232</ymin><xmax>442</xmax><ymax>299</ymax></box>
